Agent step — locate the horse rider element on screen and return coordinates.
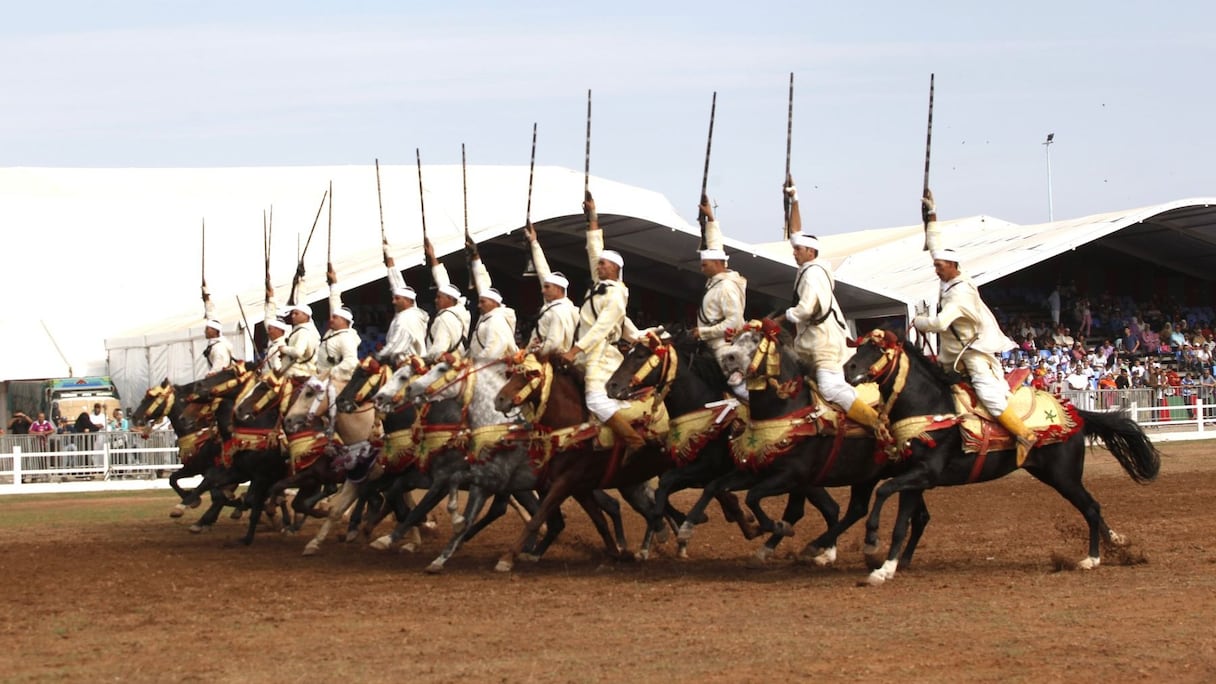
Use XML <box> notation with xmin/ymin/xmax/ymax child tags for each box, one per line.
<box><xmin>692</xmin><ymin>195</ymin><xmax>748</xmax><ymax>400</ymax></box>
<box><xmin>467</xmin><ymin>237</ymin><xmax>519</xmax><ymax>363</ymax></box>
<box><xmin>781</xmin><ymin>178</ymin><xmax>893</xmax><ymax>444</ymax></box>
<box><xmin>379</xmin><ymin>254</ymin><xmax>429</xmax><ymax>365</ymax></box>
<box><xmin>317</xmin><ymin>266</ymin><xmax>361</xmax><ymax>383</ymax></box>
<box><xmin>263</xmin><ymin>284</ymin><xmax>290</xmax><ymax>376</ymax></box>
<box><xmin>913</xmin><ymin>189</ymin><xmax>1033</xmax><ymax>464</ymax></box>
<box><xmin>523</xmin><ymin>220</ymin><xmax>579</xmax><ymax>358</ymax></box>
<box><xmin>201</xmin><ymin>284</ymin><xmax>234</xmax><ymax>374</ymax></box>
<box><xmin>422</xmin><ymin>237</ymin><xmax>471</xmax><ymax>364</ymax></box>
<box><xmin>558</xmin><ymin>192</ymin><xmax>645</xmax><ymax>451</ymax></box>
<box><xmin>280</xmin><ymin>302</ymin><xmax>321</xmax><ymax>380</ymax></box>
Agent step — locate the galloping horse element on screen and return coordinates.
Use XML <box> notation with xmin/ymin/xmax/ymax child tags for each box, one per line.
<box><xmin>130</xmin><ymin>379</ymin><xmax>226</xmax><ymax>518</ymax></box>
<box><xmin>843</xmin><ymin>329</ymin><xmax>1160</xmax><ymax>585</ymax></box>
<box><xmin>492</xmin><ymin>353</ymin><xmax>673</xmax><ymax>572</ymax></box>
<box><xmin>191</xmin><ymin>364</ymin><xmax>290</xmax><ymax>545</ymax></box>
<box><xmin>406</xmin><ymin>353</ymin><xmax>643</xmax><ymax>572</ymax></box>
<box><xmin>702</xmin><ymin>319</ymin><xmax>905</xmax><ymax>567</ymax></box>
<box><xmin>605</xmin><ymin>327</ymin><xmax>764</xmax><ymax>559</ymax></box>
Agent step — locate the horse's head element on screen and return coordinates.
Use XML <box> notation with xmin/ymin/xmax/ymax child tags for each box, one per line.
<box><xmin>406</xmin><ymin>354</ymin><xmax>466</xmax><ymax>405</ymax></box>
<box><xmin>233</xmin><ymin>372</ymin><xmax>287</xmax><ymax>423</ymax></box>
<box><xmin>282</xmin><ymin>377</ymin><xmax>327</xmax><ymax>435</ymax></box>
<box><xmin>374</xmin><ymin>356</ymin><xmax>426</xmax><ymax>413</ymax></box>
<box><xmin>336</xmin><ymin>355</ymin><xmax>389</xmax><ymax>413</ymax></box>
<box><xmin>131</xmin><ymin>379</ymin><xmax>174</xmax><ymax>427</ymax></box>
<box><xmin>717</xmin><ymin>318</ymin><xmax>785</xmax><ymax>387</ymax></box>
<box><xmin>495</xmin><ymin>352</ymin><xmax>546</xmax><ymax>415</ymax></box>
<box><xmin>843</xmin><ymin>329</ymin><xmax>903</xmax><ymax>388</ymax></box>
<box><xmin>607</xmin><ymin>328</ymin><xmax>673</xmax><ymax>400</ymax></box>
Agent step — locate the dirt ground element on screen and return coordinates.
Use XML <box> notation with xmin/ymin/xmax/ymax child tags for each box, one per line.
<box><xmin>1</xmin><ymin>440</ymin><xmax>1214</xmax><ymax>683</ymax></box>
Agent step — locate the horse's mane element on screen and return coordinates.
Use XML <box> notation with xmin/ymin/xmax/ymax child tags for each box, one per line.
<box><xmin>551</xmin><ymin>358</ymin><xmax>586</xmax><ymax>395</ymax></box>
<box><xmin>900</xmin><ymin>339</ymin><xmax>963</xmax><ymax>386</ymax></box>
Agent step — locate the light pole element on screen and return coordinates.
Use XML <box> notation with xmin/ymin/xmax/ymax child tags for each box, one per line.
<box><xmin>1043</xmin><ymin>133</ymin><xmax>1055</xmax><ymax>222</ymax></box>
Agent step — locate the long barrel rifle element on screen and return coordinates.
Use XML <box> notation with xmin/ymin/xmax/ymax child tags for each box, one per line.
<box><xmin>783</xmin><ymin>72</ymin><xmax>795</xmax><ymax>240</ymax></box>
<box><xmin>289</xmin><ymin>189</ymin><xmax>329</xmax><ymax>306</ymax></box>
<box><xmin>921</xmin><ymin>73</ymin><xmax>936</xmax><ymax>251</ymax></box>
<box><xmin>698</xmin><ymin>92</ymin><xmax>717</xmax><ymax>250</ymax></box>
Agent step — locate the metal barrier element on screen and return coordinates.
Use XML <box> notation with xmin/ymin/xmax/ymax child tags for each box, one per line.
<box><xmin>0</xmin><ymin>431</ymin><xmax>182</xmax><ymax>485</ymax></box>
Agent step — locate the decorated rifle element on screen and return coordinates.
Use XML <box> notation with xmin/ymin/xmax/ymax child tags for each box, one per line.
<box><xmin>783</xmin><ymin>72</ymin><xmax>795</xmax><ymax>240</ymax></box>
<box><xmin>289</xmin><ymin>189</ymin><xmax>329</xmax><ymax>306</ymax></box>
<box><xmin>698</xmin><ymin>92</ymin><xmax>717</xmax><ymax>250</ymax></box>
<box><xmin>921</xmin><ymin>73</ymin><xmax>936</xmax><ymax>251</ymax></box>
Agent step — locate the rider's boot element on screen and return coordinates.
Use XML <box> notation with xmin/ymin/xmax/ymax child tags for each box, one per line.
<box><xmin>996</xmin><ymin>409</ymin><xmax>1036</xmax><ymax>467</ymax></box>
<box><xmin>846</xmin><ymin>398</ymin><xmax>894</xmax><ymax>445</ymax></box>
<box><xmin>605</xmin><ymin>410</ymin><xmax>645</xmax><ymax>464</ymax></box>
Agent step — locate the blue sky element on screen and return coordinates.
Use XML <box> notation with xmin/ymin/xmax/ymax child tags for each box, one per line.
<box><xmin>4</xmin><ymin>1</ymin><xmax>1214</xmax><ymax>240</ymax></box>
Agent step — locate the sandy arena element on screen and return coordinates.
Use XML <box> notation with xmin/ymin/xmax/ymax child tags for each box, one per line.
<box><xmin>1</xmin><ymin>440</ymin><xmax>1214</xmax><ymax>682</ymax></box>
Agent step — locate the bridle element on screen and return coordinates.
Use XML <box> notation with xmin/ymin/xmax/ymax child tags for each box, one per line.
<box><xmin>855</xmin><ymin>329</ymin><xmax>912</xmax><ymax>417</ymax></box>
<box><xmin>503</xmin><ymin>352</ymin><xmax>554</xmax><ymax>420</ymax></box>
<box><xmin>618</xmin><ymin>331</ymin><xmax>680</xmax><ymax>403</ymax></box>
<box><xmin>740</xmin><ymin>319</ymin><xmax>803</xmax><ymax>400</ymax></box>
<box><xmin>347</xmin><ymin>356</ymin><xmax>390</xmax><ymax>408</ymax></box>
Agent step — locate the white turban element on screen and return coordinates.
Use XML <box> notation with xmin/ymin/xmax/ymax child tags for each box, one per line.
<box><xmin>543</xmin><ymin>271</ymin><xmax>570</xmax><ymax>290</ymax></box>
<box><xmin>266</xmin><ymin>319</ymin><xmax>290</xmax><ymax>333</ymax></box>
<box><xmin>699</xmin><ymin>248</ymin><xmax>729</xmax><ymax>262</ymax></box>
<box><xmin>288</xmin><ymin>303</ymin><xmax>312</xmax><ymax>317</ymax></box>
<box><xmin>332</xmin><ymin>306</ymin><xmax>354</xmax><ymax>323</ymax></box>
<box><xmin>479</xmin><ymin>287</ymin><xmax>503</xmax><ymax>304</ymax></box>
<box><xmin>205</xmin><ymin>319</ymin><xmax>223</xmax><ymax>333</ymax></box>
<box><xmin>931</xmin><ymin>248</ymin><xmax>960</xmax><ymax>264</ymax></box>
<box><xmin>393</xmin><ymin>286</ymin><xmax>416</xmax><ymax>301</ymax></box>
<box><xmin>437</xmin><ymin>283</ymin><xmax>462</xmax><ymax>301</ymax></box>
<box><xmin>790</xmin><ymin>233</ymin><xmax>820</xmax><ymax>251</ymax></box>
<box><xmin>599</xmin><ymin>250</ymin><xmax>624</xmax><ymax>268</ymax></box>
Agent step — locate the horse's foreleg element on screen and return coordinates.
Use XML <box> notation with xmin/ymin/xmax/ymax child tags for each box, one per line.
<box><xmin>498</xmin><ymin>480</ymin><xmax>572</xmax><ymax>573</ymax></box>
<box><xmin>863</xmin><ymin>490</ymin><xmax>923</xmax><ymax>586</ymax></box>
<box><xmin>575</xmin><ymin>490</ymin><xmax>630</xmax><ymax>563</ymax></box>
<box><xmin>370</xmin><ymin>476</ymin><xmax>438</xmax><ymax>551</ymax></box>
<box><xmin>591</xmin><ymin>489</ymin><xmax>627</xmax><ymax>550</ymax></box>
<box><xmin>616</xmin><ymin>483</ymin><xmax>658</xmax><ymax>560</ymax></box>
<box><xmin>863</xmin><ymin>457</ymin><xmax>941</xmax><ymax>566</ymax></box>
<box><xmin>427</xmin><ymin>487</ymin><xmax>494</xmax><ymax>574</ymax></box>
<box><xmin>898</xmin><ymin>492</ymin><xmax>931</xmax><ymax>568</ymax></box>
<box><xmin>303</xmin><ymin>480</ymin><xmax>359</xmax><ymax>556</ymax></box>
<box><xmin>679</xmin><ymin>469</ymin><xmax>750</xmax><ymax>543</ymax></box>
<box><xmin>798</xmin><ymin>482</ymin><xmax>876</xmax><ymax>567</ymax></box>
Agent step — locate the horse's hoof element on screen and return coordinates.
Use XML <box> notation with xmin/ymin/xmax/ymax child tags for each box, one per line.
<box><xmin>1107</xmin><ymin>530</ymin><xmax>1128</xmax><ymax>547</ymax></box>
<box><xmin>517</xmin><ymin>552</ymin><xmax>541</xmax><ymax>564</ymax></box>
<box><xmin>399</xmin><ymin>541</ymin><xmax>418</xmax><ymax>554</ymax></box>
<box><xmin>169</xmin><ymin>506</ymin><xmax>185</xmax><ymax>518</ymax></box>
<box><xmin>343</xmin><ymin>530</ymin><xmax>359</xmax><ymax>544</ymax></box>
<box><xmin>677</xmin><ymin>544</ymin><xmax>689</xmax><ymax>560</ymax></box>
<box><xmin>494</xmin><ymin>558</ymin><xmax>514</xmax><ymax>573</ymax></box>
<box><xmin>740</xmin><ymin>520</ymin><xmax>763</xmax><ymax>540</ymax></box>
<box><xmin>746</xmin><ymin>546</ymin><xmax>774</xmax><ymax>568</ymax></box>
<box><xmin>618</xmin><ymin>550</ymin><xmax>636</xmax><ymax>563</ymax></box>
<box><xmin>859</xmin><ymin>571</ymin><xmax>887</xmax><ymax>587</ymax></box>
<box><xmin>302</xmin><ymin>542</ymin><xmax>320</xmax><ymax>557</ymax></box>
<box><xmin>1077</xmin><ymin>556</ymin><xmax>1100</xmax><ymax>570</ymax></box>
<box><xmin>188</xmin><ymin>524</ymin><xmax>208</xmax><ymax>534</ymax></box>
<box><xmin>229</xmin><ymin>509</ymin><xmax>244</xmax><ymax>521</ymax></box>
<box><xmin>810</xmin><ymin>546</ymin><xmax>838</xmax><ymax>567</ymax></box>
<box><xmin>424</xmin><ymin>561</ymin><xmax>445</xmax><ymax>574</ymax></box>
<box><xmin>676</xmin><ymin>522</ymin><xmax>695</xmax><ymax>543</ymax></box>
<box><xmin>772</xmin><ymin>520</ymin><xmax>795</xmax><ymax>537</ymax></box>
<box><xmin>637</xmin><ymin>548</ymin><xmax>650</xmax><ymax>561</ymax></box>
<box><xmin>370</xmin><ymin>535</ymin><xmax>393</xmax><ymax>551</ymax></box>
<box><xmin>689</xmin><ymin>511</ymin><xmax>709</xmax><ymax>525</ymax></box>
<box><xmin>187</xmin><ymin>498</ymin><xmax>201</xmax><ymax>509</ymax></box>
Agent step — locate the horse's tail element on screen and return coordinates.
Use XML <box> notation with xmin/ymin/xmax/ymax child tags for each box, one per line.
<box><xmin>1076</xmin><ymin>408</ymin><xmax>1161</xmax><ymax>484</ymax></box>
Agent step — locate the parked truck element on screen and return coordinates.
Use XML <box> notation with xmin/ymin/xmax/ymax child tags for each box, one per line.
<box><xmin>3</xmin><ymin>376</ymin><xmax>122</xmax><ymax>427</ymax></box>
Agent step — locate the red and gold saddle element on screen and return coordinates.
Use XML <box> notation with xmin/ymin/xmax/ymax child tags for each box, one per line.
<box><xmin>528</xmin><ymin>394</ymin><xmax>670</xmax><ymax>476</ymax></box>
<box><xmin>951</xmin><ymin>384</ymin><xmax>1082</xmax><ymax>456</ymax></box>
<box><xmin>728</xmin><ymin>382</ymin><xmax>881</xmax><ymax>471</ymax></box>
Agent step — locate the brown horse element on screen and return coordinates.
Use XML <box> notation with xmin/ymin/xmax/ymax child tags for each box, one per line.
<box><xmin>492</xmin><ymin>353</ymin><xmax>671</xmax><ymax>572</ymax></box>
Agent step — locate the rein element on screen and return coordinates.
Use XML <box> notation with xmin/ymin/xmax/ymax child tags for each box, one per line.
<box><xmin>621</xmin><ymin>338</ymin><xmax>680</xmax><ymax>407</ymax></box>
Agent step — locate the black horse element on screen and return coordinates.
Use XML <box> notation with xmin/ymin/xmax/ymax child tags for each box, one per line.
<box><xmin>190</xmin><ymin>366</ymin><xmax>290</xmax><ymax>545</ymax></box>
<box><xmin>606</xmin><ymin>328</ymin><xmax>773</xmax><ymax>558</ymax></box>
<box><xmin>698</xmin><ymin>320</ymin><xmax>915</xmax><ymax>568</ymax></box>
<box><xmin>843</xmin><ymin>329</ymin><xmax>1160</xmax><ymax>585</ymax></box>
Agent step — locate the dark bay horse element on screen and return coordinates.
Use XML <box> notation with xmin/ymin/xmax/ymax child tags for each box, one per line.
<box><xmin>843</xmin><ymin>329</ymin><xmax>1160</xmax><ymax>585</ymax></box>
<box><xmin>492</xmin><ymin>353</ymin><xmax>673</xmax><ymax>572</ymax></box>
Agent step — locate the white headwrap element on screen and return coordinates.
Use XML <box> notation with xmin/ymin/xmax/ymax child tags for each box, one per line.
<box><xmin>205</xmin><ymin>319</ymin><xmax>223</xmax><ymax>333</ymax></box>
<box><xmin>543</xmin><ymin>271</ymin><xmax>570</xmax><ymax>290</ymax></box>
<box><xmin>790</xmin><ymin>233</ymin><xmax>820</xmax><ymax>251</ymax></box>
<box><xmin>931</xmin><ymin>248</ymin><xmax>960</xmax><ymax>264</ymax></box>
<box><xmin>393</xmin><ymin>286</ymin><xmax>416</xmax><ymax>301</ymax></box>
<box><xmin>437</xmin><ymin>283</ymin><xmax>463</xmax><ymax>301</ymax></box>
<box><xmin>288</xmin><ymin>303</ymin><xmax>312</xmax><ymax>317</ymax></box>
<box><xmin>332</xmin><ymin>306</ymin><xmax>354</xmax><ymax>323</ymax></box>
<box><xmin>699</xmin><ymin>248</ymin><xmax>729</xmax><ymax>262</ymax></box>
<box><xmin>599</xmin><ymin>250</ymin><xmax>624</xmax><ymax>268</ymax></box>
<box><xmin>479</xmin><ymin>287</ymin><xmax>503</xmax><ymax>304</ymax></box>
<box><xmin>266</xmin><ymin>319</ymin><xmax>290</xmax><ymax>333</ymax></box>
